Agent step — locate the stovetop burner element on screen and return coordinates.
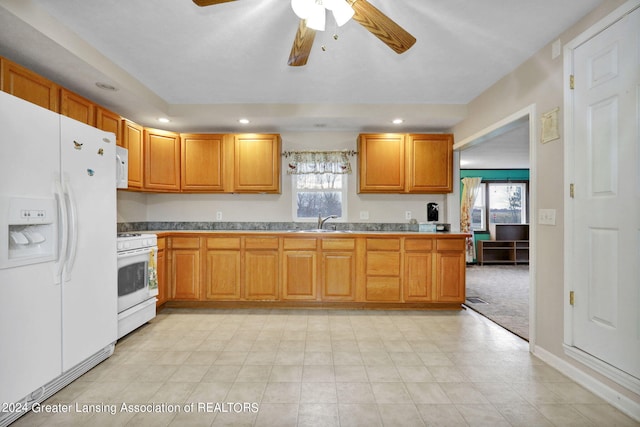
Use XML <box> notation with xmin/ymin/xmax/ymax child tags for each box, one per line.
<box><xmin>118</xmin><ymin>233</ymin><xmax>141</xmax><ymax>238</ymax></box>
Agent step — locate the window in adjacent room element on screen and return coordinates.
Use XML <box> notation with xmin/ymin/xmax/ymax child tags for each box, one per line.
<box><xmin>471</xmin><ymin>181</ymin><xmax>528</xmax><ymax>231</ymax></box>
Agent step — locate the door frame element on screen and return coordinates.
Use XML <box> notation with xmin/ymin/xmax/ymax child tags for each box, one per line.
<box><xmin>454</xmin><ymin>104</ymin><xmax>537</xmax><ymax>351</ymax></box>
<box><xmin>563</xmin><ymin>0</ymin><xmax>640</xmax><ymax>392</ymax></box>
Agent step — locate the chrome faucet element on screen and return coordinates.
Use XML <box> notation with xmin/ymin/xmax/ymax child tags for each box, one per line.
<box><xmin>318</xmin><ymin>214</ymin><xmax>338</xmax><ymax>229</ymax></box>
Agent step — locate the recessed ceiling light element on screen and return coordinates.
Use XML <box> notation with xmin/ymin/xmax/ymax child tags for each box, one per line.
<box><xmin>392</xmin><ymin>118</ymin><xmax>404</xmax><ymax>125</ymax></box>
<box><xmin>238</xmin><ymin>118</ymin><xmax>250</xmax><ymax>124</ymax></box>
<box><xmin>158</xmin><ymin>117</ymin><xmax>170</xmax><ymax>123</ymax></box>
<box><xmin>95</xmin><ymin>82</ymin><xmax>118</xmax><ymax>91</ymax></box>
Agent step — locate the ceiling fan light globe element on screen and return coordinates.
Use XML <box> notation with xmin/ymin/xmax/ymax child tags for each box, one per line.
<box><xmin>291</xmin><ymin>0</ymin><xmax>314</xmax><ymax>19</ymax></box>
<box><xmin>306</xmin><ymin>4</ymin><xmax>326</xmax><ymax>31</ymax></box>
<box><xmin>331</xmin><ymin>1</ymin><xmax>354</xmax><ymax>26</ymax></box>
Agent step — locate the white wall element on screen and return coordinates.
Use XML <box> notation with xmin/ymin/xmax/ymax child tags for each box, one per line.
<box><xmin>452</xmin><ymin>0</ymin><xmax>639</xmax><ymax>408</ymax></box>
<box><xmin>117</xmin><ymin>131</ymin><xmax>448</xmax><ymax>225</ymax></box>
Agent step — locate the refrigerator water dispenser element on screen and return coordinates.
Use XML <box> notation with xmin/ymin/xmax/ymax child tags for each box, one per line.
<box><xmin>1</xmin><ymin>197</ymin><xmax>57</xmax><ymax>269</ymax></box>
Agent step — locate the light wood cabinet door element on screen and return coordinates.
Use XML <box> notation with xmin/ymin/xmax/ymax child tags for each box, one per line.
<box><xmin>244</xmin><ymin>250</ymin><xmax>279</xmax><ymax>300</ymax></box>
<box><xmin>282</xmin><ymin>251</ymin><xmax>317</xmax><ymax>300</ymax></box>
<box><xmin>60</xmin><ymin>88</ymin><xmax>95</xmax><ymax>126</ymax></box>
<box><xmin>205</xmin><ymin>250</ymin><xmax>241</xmax><ymax>300</ymax></box>
<box><xmin>1</xmin><ymin>58</ymin><xmax>59</xmax><ymax>111</ymax></box>
<box><xmin>233</xmin><ymin>134</ymin><xmax>281</xmax><ymax>193</ymax></box>
<box><xmin>144</xmin><ymin>128</ymin><xmax>180</xmax><ymax>192</ymax></box>
<box><xmin>96</xmin><ymin>107</ymin><xmax>121</xmax><ymax>146</ymax></box>
<box><xmin>181</xmin><ymin>133</ymin><xmax>225</xmax><ymax>192</ymax></box>
<box><xmin>403</xmin><ymin>238</ymin><xmax>434</xmax><ymax>302</ymax></box>
<box><xmin>407</xmin><ymin>134</ymin><xmax>453</xmax><ymax>193</ymax></box>
<box><xmin>435</xmin><ymin>239</ymin><xmax>465</xmax><ymax>303</ymax></box>
<box><xmin>122</xmin><ymin>119</ymin><xmax>144</xmax><ymax>189</ymax></box>
<box><xmin>170</xmin><ymin>237</ymin><xmax>201</xmax><ymax>300</ymax></box>
<box><xmin>358</xmin><ymin>134</ymin><xmax>405</xmax><ymax>193</ymax></box>
<box><xmin>321</xmin><ymin>252</ymin><xmax>356</xmax><ymax>301</ymax></box>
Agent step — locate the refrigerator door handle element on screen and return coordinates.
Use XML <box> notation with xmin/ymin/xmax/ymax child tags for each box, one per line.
<box><xmin>63</xmin><ymin>179</ymin><xmax>78</xmax><ymax>281</ymax></box>
<box><xmin>54</xmin><ymin>180</ymin><xmax>68</xmax><ymax>285</ymax></box>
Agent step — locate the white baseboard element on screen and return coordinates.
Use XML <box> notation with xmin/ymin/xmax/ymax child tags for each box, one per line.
<box><xmin>533</xmin><ymin>345</ymin><xmax>640</xmax><ymax>422</ymax></box>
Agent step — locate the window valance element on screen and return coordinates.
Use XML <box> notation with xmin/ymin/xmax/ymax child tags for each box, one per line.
<box><xmin>283</xmin><ymin>150</ymin><xmax>356</xmax><ymax>175</ymax></box>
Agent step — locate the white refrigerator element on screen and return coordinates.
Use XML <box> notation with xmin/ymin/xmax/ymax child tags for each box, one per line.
<box><xmin>0</xmin><ymin>91</ymin><xmax>117</xmax><ymax>425</ymax></box>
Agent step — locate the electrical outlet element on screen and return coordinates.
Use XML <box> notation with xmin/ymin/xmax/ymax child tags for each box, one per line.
<box><xmin>360</xmin><ymin>211</ymin><xmax>369</xmax><ymax>220</ymax></box>
<box><xmin>538</xmin><ymin>209</ymin><xmax>556</xmax><ymax>225</ymax></box>
<box><xmin>216</xmin><ymin>211</ymin><xmax>223</xmax><ymax>221</ymax></box>
<box><xmin>405</xmin><ymin>211</ymin><xmax>412</xmax><ymax>220</ymax></box>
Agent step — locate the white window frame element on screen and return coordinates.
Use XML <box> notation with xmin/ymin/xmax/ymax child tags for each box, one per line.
<box><xmin>291</xmin><ymin>173</ymin><xmax>348</xmax><ymax>223</ymax></box>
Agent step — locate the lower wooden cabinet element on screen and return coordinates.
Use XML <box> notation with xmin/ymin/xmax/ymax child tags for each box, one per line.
<box><xmin>169</xmin><ymin>237</ymin><xmax>201</xmax><ymax>300</ymax></box>
<box><xmin>204</xmin><ymin>237</ymin><xmax>241</xmax><ymax>300</ymax></box>
<box><xmin>321</xmin><ymin>238</ymin><xmax>356</xmax><ymax>301</ymax></box>
<box><xmin>162</xmin><ymin>233</ymin><xmax>466</xmax><ymax>307</ymax></box>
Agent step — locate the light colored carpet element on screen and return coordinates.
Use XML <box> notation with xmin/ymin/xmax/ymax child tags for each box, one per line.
<box><xmin>465</xmin><ymin>264</ymin><xmax>529</xmax><ymax>340</ymax></box>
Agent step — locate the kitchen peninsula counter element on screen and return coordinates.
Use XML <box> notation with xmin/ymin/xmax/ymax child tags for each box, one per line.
<box><xmin>147</xmin><ymin>229</ymin><xmax>469</xmax><ymax>310</ymax></box>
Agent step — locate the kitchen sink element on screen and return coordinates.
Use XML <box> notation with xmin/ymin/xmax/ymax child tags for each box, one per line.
<box><xmin>286</xmin><ymin>229</ymin><xmax>353</xmax><ymax>233</ymax></box>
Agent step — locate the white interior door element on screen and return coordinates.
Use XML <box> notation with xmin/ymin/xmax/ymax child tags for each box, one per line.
<box><xmin>569</xmin><ymin>7</ymin><xmax>640</xmax><ymax>380</ymax></box>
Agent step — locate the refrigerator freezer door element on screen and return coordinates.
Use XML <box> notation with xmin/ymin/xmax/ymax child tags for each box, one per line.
<box><xmin>0</xmin><ymin>91</ymin><xmax>62</xmax><ymax>404</ymax></box>
<box><xmin>59</xmin><ymin>116</ymin><xmax>117</xmax><ymax>371</ymax></box>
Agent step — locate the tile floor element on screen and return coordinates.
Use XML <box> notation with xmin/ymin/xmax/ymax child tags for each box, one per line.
<box><xmin>13</xmin><ymin>308</ymin><xmax>639</xmax><ymax>426</ymax></box>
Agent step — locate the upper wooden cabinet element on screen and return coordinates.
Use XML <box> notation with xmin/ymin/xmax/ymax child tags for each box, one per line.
<box><xmin>0</xmin><ymin>58</ymin><xmax>59</xmax><ymax>111</ymax></box>
<box><xmin>60</xmin><ymin>88</ymin><xmax>95</xmax><ymax>126</ymax></box>
<box><xmin>96</xmin><ymin>107</ymin><xmax>122</xmax><ymax>146</ymax></box>
<box><xmin>358</xmin><ymin>133</ymin><xmax>454</xmax><ymax>194</ymax></box>
<box><xmin>358</xmin><ymin>134</ymin><xmax>406</xmax><ymax>192</ymax></box>
<box><xmin>144</xmin><ymin>128</ymin><xmax>181</xmax><ymax>192</ymax></box>
<box><xmin>181</xmin><ymin>133</ymin><xmax>225</xmax><ymax>192</ymax></box>
<box><xmin>122</xmin><ymin>119</ymin><xmax>144</xmax><ymax>189</ymax></box>
<box><xmin>232</xmin><ymin>134</ymin><xmax>281</xmax><ymax>193</ymax></box>
<box><xmin>406</xmin><ymin>134</ymin><xmax>453</xmax><ymax>193</ymax></box>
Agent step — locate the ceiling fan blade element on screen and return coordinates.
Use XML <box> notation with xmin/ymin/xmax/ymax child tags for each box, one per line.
<box><xmin>192</xmin><ymin>0</ymin><xmax>236</xmax><ymax>6</ymax></box>
<box><xmin>347</xmin><ymin>0</ymin><xmax>416</xmax><ymax>54</ymax></box>
<box><xmin>288</xmin><ymin>19</ymin><xmax>317</xmax><ymax>67</ymax></box>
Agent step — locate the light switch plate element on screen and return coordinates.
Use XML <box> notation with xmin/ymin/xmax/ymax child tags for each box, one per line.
<box><xmin>538</xmin><ymin>209</ymin><xmax>556</xmax><ymax>225</ymax></box>
<box><xmin>405</xmin><ymin>211</ymin><xmax>412</xmax><ymax>220</ymax></box>
<box><xmin>216</xmin><ymin>211</ymin><xmax>223</xmax><ymax>221</ymax></box>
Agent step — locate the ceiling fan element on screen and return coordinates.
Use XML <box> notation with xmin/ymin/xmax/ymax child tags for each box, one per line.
<box><xmin>192</xmin><ymin>0</ymin><xmax>416</xmax><ymax>66</ymax></box>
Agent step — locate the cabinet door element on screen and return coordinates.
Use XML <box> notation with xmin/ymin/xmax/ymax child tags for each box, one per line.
<box><xmin>282</xmin><ymin>251</ymin><xmax>317</xmax><ymax>300</ymax></box>
<box><xmin>122</xmin><ymin>119</ymin><xmax>144</xmax><ymax>189</ymax></box>
<box><xmin>233</xmin><ymin>134</ymin><xmax>281</xmax><ymax>193</ymax></box>
<box><xmin>358</xmin><ymin>134</ymin><xmax>405</xmax><ymax>193</ymax></box>
<box><xmin>60</xmin><ymin>88</ymin><xmax>95</xmax><ymax>126</ymax></box>
<box><xmin>435</xmin><ymin>239</ymin><xmax>465</xmax><ymax>303</ymax></box>
<box><xmin>205</xmin><ymin>250</ymin><xmax>241</xmax><ymax>300</ymax></box>
<box><xmin>404</xmin><ymin>253</ymin><xmax>433</xmax><ymax>301</ymax></box>
<box><xmin>321</xmin><ymin>251</ymin><xmax>356</xmax><ymax>301</ymax></box>
<box><xmin>144</xmin><ymin>128</ymin><xmax>180</xmax><ymax>192</ymax></box>
<box><xmin>96</xmin><ymin>107</ymin><xmax>122</xmax><ymax>147</ymax></box>
<box><xmin>406</xmin><ymin>134</ymin><xmax>453</xmax><ymax>193</ymax></box>
<box><xmin>171</xmin><ymin>249</ymin><xmax>200</xmax><ymax>300</ymax></box>
<box><xmin>181</xmin><ymin>133</ymin><xmax>225</xmax><ymax>192</ymax></box>
<box><xmin>1</xmin><ymin>58</ymin><xmax>59</xmax><ymax>111</ymax></box>
<box><xmin>244</xmin><ymin>251</ymin><xmax>279</xmax><ymax>300</ymax></box>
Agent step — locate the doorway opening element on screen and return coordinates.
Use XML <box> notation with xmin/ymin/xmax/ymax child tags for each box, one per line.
<box><xmin>454</xmin><ymin>106</ymin><xmax>536</xmax><ymax>346</ymax></box>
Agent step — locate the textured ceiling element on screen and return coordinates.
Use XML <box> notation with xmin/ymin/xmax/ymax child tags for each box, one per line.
<box><xmin>0</xmin><ymin>0</ymin><xmax>602</xmax><ymax>166</ymax></box>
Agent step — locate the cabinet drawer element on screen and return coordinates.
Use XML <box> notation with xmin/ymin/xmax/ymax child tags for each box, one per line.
<box><xmin>283</xmin><ymin>238</ymin><xmax>318</xmax><ymax>250</ymax></box>
<box><xmin>157</xmin><ymin>237</ymin><xmax>166</xmax><ymax>250</ymax></box>
<box><xmin>171</xmin><ymin>237</ymin><xmax>200</xmax><ymax>249</ymax></box>
<box><xmin>244</xmin><ymin>236</ymin><xmax>279</xmax><ymax>250</ymax></box>
<box><xmin>366</xmin><ymin>277</ymin><xmax>401</xmax><ymax>301</ymax></box>
<box><xmin>207</xmin><ymin>237</ymin><xmax>241</xmax><ymax>250</ymax></box>
<box><xmin>366</xmin><ymin>238</ymin><xmax>400</xmax><ymax>251</ymax></box>
<box><xmin>366</xmin><ymin>252</ymin><xmax>400</xmax><ymax>276</ymax></box>
<box><xmin>322</xmin><ymin>238</ymin><xmax>355</xmax><ymax>251</ymax></box>
<box><xmin>436</xmin><ymin>239</ymin><xmax>465</xmax><ymax>251</ymax></box>
<box><xmin>404</xmin><ymin>238</ymin><xmax>433</xmax><ymax>251</ymax></box>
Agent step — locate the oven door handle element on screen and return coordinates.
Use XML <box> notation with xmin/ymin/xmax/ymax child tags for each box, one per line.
<box><xmin>117</xmin><ymin>246</ymin><xmax>154</xmax><ymax>259</ymax></box>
